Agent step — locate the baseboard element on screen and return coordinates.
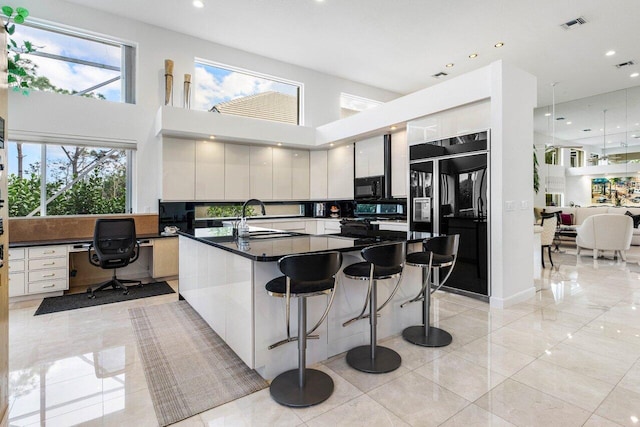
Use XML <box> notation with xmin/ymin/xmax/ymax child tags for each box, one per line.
<box><xmin>489</xmin><ymin>286</ymin><xmax>536</xmax><ymax>309</ymax></box>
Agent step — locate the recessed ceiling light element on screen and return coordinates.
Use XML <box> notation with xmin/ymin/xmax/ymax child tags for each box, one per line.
<box><xmin>468</xmin><ymin>53</ymin><xmax>478</xmax><ymax>59</ymax></box>
<box><xmin>494</xmin><ymin>42</ymin><xmax>504</xmax><ymax>48</ymax></box>
<box><xmin>544</xmin><ymin>113</ymin><xmax>551</xmax><ymax>117</ymax></box>
<box><xmin>277</xmin><ymin>143</ymin><xmax>283</xmax><ymax>146</ymax></box>
<box><xmin>329</xmin><ymin>143</ymin><xmax>334</xmax><ymax>147</ymax></box>
<box><xmin>390</xmin><ymin>126</ymin><xmax>397</xmax><ymax>130</ymax></box>
<box><xmin>606</xmin><ymin>50</ymin><xmax>616</xmax><ymax>56</ymax></box>
<box><xmin>445</xmin><ymin>63</ymin><xmax>454</xmax><ymax>68</ymax></box>
<box><xmin>631</xmin><ymin>72</ymin><xmax>640</xmax><ymax>78</ymax></box>
<box><xmin>600</xmin><ymin>128</ymin><xmax>604</xmax><ymax>131</ymax></box>
<box><xmin>209</xmin><ymin>135</ymin><xmax>215</xmax><ymax>139</ymax></box>
<box><xmin>193</xmin><ymin>0</ymin><xmax>204</xmax><ymax>8</ymax></box>
<box><xmin>566</xmin><ymin>121</ymin><xmax>572</xmax><ymax>125</ymax></box>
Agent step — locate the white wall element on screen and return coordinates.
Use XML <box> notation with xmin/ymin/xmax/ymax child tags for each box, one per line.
<box><xmin>565</xmin><ymin>176</ymin><xmax>592</xmax><ymax>206</ymax></box>
<box><xmin>8</xmin><ymin>0</ymin><xmax>399</xmax><ymax>212</ymax></box>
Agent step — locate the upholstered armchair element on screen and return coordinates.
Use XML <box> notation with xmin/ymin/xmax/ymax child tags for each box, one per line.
<box><xmin>576</xmin><ymin>214</ymin><xmax>633</xmax><ymax>260</ymax></box>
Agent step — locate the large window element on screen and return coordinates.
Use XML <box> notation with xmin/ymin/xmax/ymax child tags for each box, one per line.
<box><xmin>194</xmin><ymin>60</ymin><xmax>302</xmax><ymax>125</ymax></box>
<box><xmin>12</xmin><ymin>22</ymin><xmax>135</xmax><ymax>103</ymax></box>
<box><xmin>7</xmin><ymin>141</ymin><xmax>132</xmax><ymax>217</ymax></box>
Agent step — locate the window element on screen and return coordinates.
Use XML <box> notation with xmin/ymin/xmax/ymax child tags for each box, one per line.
<box><xmin>7</xmin><ymin>141</ymin><xmax>132</xmax><ymax>216</ymax></box>
<box><xmin>340</xmin><ymin>93</ymin><xmax>383</xmax><ymax>119</ymax></box>
<box><xmin>12</xmin><ymin>22</ymin><xmax>135</xmax><ymax>103</ymax></box>
<box><xmin>194</xmin><ymin>60</ymin><xmax>302</xmax><ymax>125</ymax></box>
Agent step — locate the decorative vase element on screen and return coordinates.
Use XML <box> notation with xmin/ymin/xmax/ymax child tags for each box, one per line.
<box><xmin>164</xmin><ymin>59</ymin><xmax>174</xmax><ymax>106</ymax></box>
<box><xmin>183</xmin><ymin>73</ymin><xmax>191</xmax><ymax>109</ymax></box>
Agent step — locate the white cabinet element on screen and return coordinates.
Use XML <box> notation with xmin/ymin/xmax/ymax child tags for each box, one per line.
<box><xmin>355</xmin><ymin>136</ymin><xmax>384</xmax><ymax>178</ymax></box>
<box><xmin>9</xmin><ymin>246</ymin><xmax>69</xmax><ymax>297</ymax></box>
<box><xmin>195</xmin><ymin>140</ymin><xmax>225</xmax><ymax>200</ymax></box>
<box><xmin>310</xmin><ymin>150</ymin><xmax>328</xmax><ymax>199</ymax></box>
<box><xmin>391</xmin><ymin>130</ymin><xmax>408</xmax><ymax>197</ymax></box>
<box><xmin>162</xmin><ymin>138</ymin><xmax>195</xmax><ymax>200</ymax></box>
<box><xmin>250</xmin><ymin>146</ymin><xmax>273</xmax><ymax>199</ymax></box>
<box><xmin>272</xmin><ymin>148</ymin><xmax>293</xmax><ymax>200</ymax></box>
<box><xmin>375</xmin><ymin>222</ymin><xmax>408</xmax><ymax>232</ymax></box>
<box><xmin>225</xmin><ymin>144</ymin><xmax>251</xmax><ymax>200</ymax></box>
<box><xmin>327</xmin><ymin>145</ymin><xmax>354</xmax><ymax>199</ymax></box>
<box><xmin>291</xmin><ymin>150</ymin><xmax>310</xmax><ymax>200</ymax></box>
<box><xmin>316</xmin><ymin>220</ymin><xmax>341</xmax><ymax>235</ymax></box>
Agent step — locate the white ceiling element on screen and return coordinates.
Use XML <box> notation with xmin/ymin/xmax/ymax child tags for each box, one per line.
<box><xmin>62</xmin><ymin>0</ymin><xmax>640</xmax><ymax>109</ymax></box>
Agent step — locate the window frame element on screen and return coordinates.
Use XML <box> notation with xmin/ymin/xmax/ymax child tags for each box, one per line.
<box><xmin>194</xmin><ymin>58</ymin><xmax>304</xmax><ymax>125</ymax></box>
<box><xmin>7</xmin><ymin>139</ymin><xmax>134</xmax><ymax>217</ymax></box>
<box><xmin>15</xmin><ymin>19</ymin><xmax>137</xmax><ymax>104</ymax></box>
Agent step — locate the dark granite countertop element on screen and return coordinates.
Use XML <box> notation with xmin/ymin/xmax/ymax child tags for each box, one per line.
<box><xmin>178</xmin><ymin>226</ymin><xmax>434</xmax><ymax>262</ymax></box>
<box><xmin>9</xmin><ymin>233</ymin><xmax>177</xmax><ymax>249</ymax></box>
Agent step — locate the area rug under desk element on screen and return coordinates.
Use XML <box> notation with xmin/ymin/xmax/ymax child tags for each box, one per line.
<box><xmin>34</xmin><ymin>281</ymin><xmax>175</xmax><ymax>315</ymax></box>
<box><xmin>129</xmin><ymin>300</ymin><xmax>268</xmax><ymax>426</ymax></box>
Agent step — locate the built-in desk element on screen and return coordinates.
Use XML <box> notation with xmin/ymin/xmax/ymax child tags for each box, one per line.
<box><xmin>8</xmin><ymin>234</ymin><xmax>178</xmax><ymax>300</ymax></box>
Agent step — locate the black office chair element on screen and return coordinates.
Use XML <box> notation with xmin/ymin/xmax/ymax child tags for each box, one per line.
<box><xmin>266</xmin><ymin>251</ymin><xmax>343</xmax><ymax>407</ymax></box>
<box><xmin>87</xmin><ymin>218</ymin><xmax>141</xmax><ymax>299</ymax></box>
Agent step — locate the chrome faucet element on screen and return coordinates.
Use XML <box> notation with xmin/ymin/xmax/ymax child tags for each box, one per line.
<box><xmin>237</xmin><ymin>199</ymin><xmax>266</xmax><ymax>238</ymax></box>
<box><xmin>241</xmin><ymin>198</ymin><xmax>266</xmax><ymax>219</ymax></box>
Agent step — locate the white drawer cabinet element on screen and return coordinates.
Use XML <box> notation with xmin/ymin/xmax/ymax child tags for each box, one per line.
<box><xmin>10</xmin><ymin>245</ymin><xmax>69</xmax><ymax>297</ymax></box>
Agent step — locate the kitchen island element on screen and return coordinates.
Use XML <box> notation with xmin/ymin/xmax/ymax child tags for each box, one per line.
<box><xmin>178</xmin><ymin>226</ymin><xmax>429</xmax><ymax>379</ymax></box>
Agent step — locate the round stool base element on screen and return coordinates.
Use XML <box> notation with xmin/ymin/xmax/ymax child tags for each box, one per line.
<box><xmin>346</xmin><ymin>345</ymin><xmax>402</xmax><ymax>373</ymax></box>
<box><xmin>402</xmin><ymin>325</ymin><xmax>452</xmax><ymax>347</ymax></box>
<box><xmin>269</xmin><ymin>368</ymin><xmax>334</xmax><ymax>407</ymax></box>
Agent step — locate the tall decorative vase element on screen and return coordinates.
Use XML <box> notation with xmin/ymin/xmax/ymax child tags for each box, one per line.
<box><xmin>183</xmin><ymin>74</ymin><xmax>191</xmax><ymax>109</ymax></box>
<box><xmin>164</xmin><ymin>59</ymin><xmax>174</xmax><ymax>106</ymax></box>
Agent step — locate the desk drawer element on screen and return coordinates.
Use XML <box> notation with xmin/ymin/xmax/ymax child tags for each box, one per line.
<box><xmin>28</xmin><ymin>268</ymin><xmax>67</xmax><ymax>283</ymax></box>
<box><xmin>9</xmin><ymin>260</ymin><xmax>25</xmax><ymax>272</ymax></box>
<box><xmin>9</xmin><ymin>248</ymin><xmax>25</xmax><ymax>260</ymax></box>
<box><xmin>27</xmin><ymin>278</ymin><xmax>67</xmax><ymax>294</ymax></box>
<box><xmin>29</xmin><ymin>257</ymin><xmax>67</xmax><ymax>270</ymax></box>
<box><xmin>28</xmin><ymin>246</ymin><xmax>67</xmax><ymax>259</ymax></box>
<box><xmin>9</xmin><ymin>273</ymin><xmax>25</xmax><ymax>297</ymax></box>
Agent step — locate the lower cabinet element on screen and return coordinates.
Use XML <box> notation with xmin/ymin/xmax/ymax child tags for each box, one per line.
<box><xmin>152</xmin><ymin>237</ymin><xmax>179</xmax><ymax>278</ymax></box>
<box><xmin>9</xmin><ymin>246</ymin><xmax>69</xmax><ymax>297</ymax></box>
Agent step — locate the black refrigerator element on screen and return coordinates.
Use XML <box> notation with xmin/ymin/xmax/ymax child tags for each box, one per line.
<box><xmin>409</xmin><ymin>131</ymin><xmax>489</xmax><ymax>299</ymax></box>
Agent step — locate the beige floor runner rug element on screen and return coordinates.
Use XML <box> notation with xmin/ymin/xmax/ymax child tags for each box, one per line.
<box><xmin>129</xmin><ymin>300</ymin><xmax>267</xmax><ymax>426</ymax></box>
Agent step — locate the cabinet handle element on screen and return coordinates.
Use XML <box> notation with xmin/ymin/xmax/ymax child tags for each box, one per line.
<box><xmin>42</xmin><ymin>273</ymin><xmax>56</xmax><ymax>277</ymax></box>
<box><xmin>43</xmin><ymin>262</ymin><xmax>55</xmax><ymax>266</ymax></box>
<box><xmin>42</xmin><ymin>284</ymin><xmax>56</xmax><ymax>288</ymax></box>
<box><xmin>44</xmin><ymin>250</ymin><xmax>55</xmax><ymax>254</ymax></box>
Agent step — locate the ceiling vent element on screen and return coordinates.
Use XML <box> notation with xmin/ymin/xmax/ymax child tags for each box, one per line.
<box><xmin>560</xmin><ymin>16</ymin><xmax>587</xmax><ymax>30</ymax></box>
<box><xmin>432</xmin><ymin>71</ymin><xmax>448</xmax><ymax>79</ymax></box>
<box><xmin>615</xmin><ymin>60</ymin><xmax>635</xmax><ymax>68</ymax></box>
<box><xmin>555</xmin><ymin>117</ymin><xmax>565</xmax><ymax>121</ymax></box>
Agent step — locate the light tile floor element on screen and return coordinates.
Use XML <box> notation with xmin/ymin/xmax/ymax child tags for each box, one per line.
<box><xmin>7</xmin><ymin>251</ymin><xmax>640</xmax><ymax>426</ymax></box>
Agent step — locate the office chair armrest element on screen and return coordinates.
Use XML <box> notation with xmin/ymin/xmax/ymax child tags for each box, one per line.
<box><xmin>88</xmin><ymin>243</ymin><xmax>100</xmax><ymax>267</ymax></box>
<box><xmin>130</xmin><ymin>240</ymin><xmax>141</xmax><ymax>263</ymax></box>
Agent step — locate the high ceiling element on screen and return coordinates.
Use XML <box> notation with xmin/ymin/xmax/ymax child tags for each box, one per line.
<box><xmin>64</xmin><ymin>0</ymin><xmax>640</xmax><ymax>108</ymax></box>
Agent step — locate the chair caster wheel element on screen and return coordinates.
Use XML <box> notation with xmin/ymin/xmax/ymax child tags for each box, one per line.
<box><xmin>88</xmin><ymin>294</ymin><xmax>95</xmax><ymax>299</ymax></box>
<box><xmin>123</xmin><ymin>291</ymin><xmax>129</xmax><ymax>295</ymax></box>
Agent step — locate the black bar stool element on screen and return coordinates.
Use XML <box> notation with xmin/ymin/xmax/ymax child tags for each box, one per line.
<box><xmin>266</xmin><ymin>251</ymin><xmax>343</xmax><ymax>407</ymax></box>
<box><xmin>401</xmin><ymin>234</ymin><xmax>459</xmax><ymax>347</ymax></box>
<box><xmin>342</xmin><ymin>241</ymin><xmax>405</xmax><ymax>374</ymax></box>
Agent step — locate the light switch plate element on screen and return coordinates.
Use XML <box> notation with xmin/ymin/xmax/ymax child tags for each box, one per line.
<box><xmin>505</xmin><ymin>201</ymin><xmax>515</xmax><ymax>211</ymax></box>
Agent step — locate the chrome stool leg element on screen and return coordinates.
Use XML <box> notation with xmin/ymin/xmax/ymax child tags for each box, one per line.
<box><xmin>346</xmin><ymin>277</ymin><xmax>402</xmax><ymax>373</ymax></box>
<box><xmin>269</xmin><ymin>296</ymin><xmax>333</xmax><ymax>407</ymax></box>
<box><xmin>402</xmin><ymin>267</ymin><xmax>452</xmax><ymax>347</ymax></box>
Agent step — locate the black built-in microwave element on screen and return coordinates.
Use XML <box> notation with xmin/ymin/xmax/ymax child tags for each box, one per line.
<box><xmin>354</xmin><ymin>176</ymin><xmax>384</xmax><ymax>200</ymax></box>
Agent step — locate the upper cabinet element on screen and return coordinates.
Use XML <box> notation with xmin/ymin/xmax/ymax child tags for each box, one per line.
<box><xmin>272</xmin><ymin>148</ymin><xmax>293</xmax><ymax>200</ymax></box>
<box><xmin>391</xmin><ymin>130</ymin><xmax>407</xmax><ymax>197</ymax></box>
<box><xmin>355</xmin><ymin>136</ymin><xmax>384</xmax><ymax>178</ymax></box>
<box><xmin>195</xmin><ymin>140</ymin><xmax>225</xmax><ymax>200</ymax></box>
<box><xmin>162</xmin><ymin>138</ymin><xmax>195</xmax><ymax>201</ymax></box>
<box><xmin>309</xmin><ymin>151</ymin><xmax>328</xmax><ymax>199</ymax></box>
<box><xmin>291</xmin><ymin>150</ymin><xmax>310</xmax><ymax>200</ymax></box>
<box><xmin>328</xmin><ymin>145</ymin><xmax>354</xmax><ymax>199</ymax></box>
<box><xmin>250</xmin><ymin>146</ymin><xmax>273</xmax><ymax>200</ymax></box>
<box><xmin>225</xmin><ymin>144</ymin><xmax>251</xmax><ymax>200</ymax></box>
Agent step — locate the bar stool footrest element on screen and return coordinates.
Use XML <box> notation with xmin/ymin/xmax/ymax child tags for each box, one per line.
<box><xmin>269</xmin><ymin>368</ymin><xmax>334</xmax><ymax>407</ymax></box>
<box><xmin>402</xmin><ymin>325</ymin><xmax>452</xmax><ymax>347</ymax></box>
<box><xmin>345</xmin><ymin>345</ymin><xmax>401</xmax><ymax>373</ymax></box>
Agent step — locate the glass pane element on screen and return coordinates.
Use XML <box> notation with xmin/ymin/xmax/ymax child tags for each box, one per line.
<box><xmin>13</xmin><ymin>23</ymin><xmax>127</xmax><ymax>102</ymax></box>
<box><xmin>194</xmin><ymin>62</ymin><xmax>300</xmax><ymax>124</ymax></box>
<box><xmin>8</xmin><ymin>142</ymin><xmax>42</xmax><ymax>217</ymax></box>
